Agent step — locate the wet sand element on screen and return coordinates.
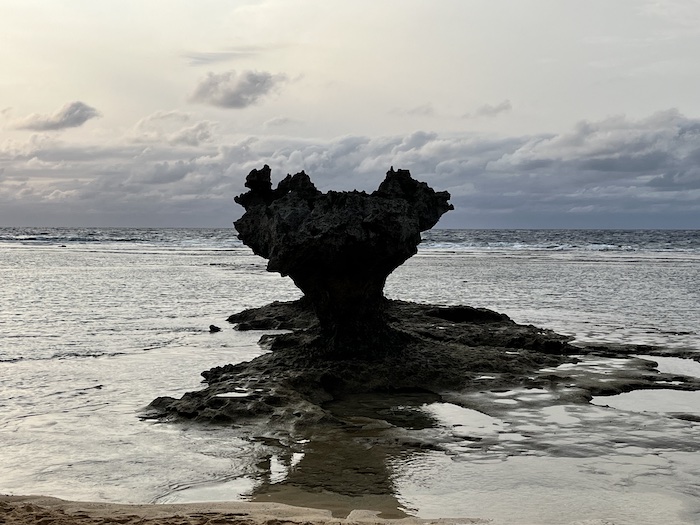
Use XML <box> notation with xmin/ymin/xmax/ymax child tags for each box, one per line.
<box><xmin>0</xmin><ymin>495</ymin><xmax>489</xmax><ymax>525</ymax></box>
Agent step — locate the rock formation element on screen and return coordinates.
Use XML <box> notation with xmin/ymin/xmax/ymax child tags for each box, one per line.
<box><xmin>233</xmin><ymin>165</ymin><xmax>453</xmax><ymax>354</ymax></box>
<box><xmin>145</xmin><ymin>165</ymin><xmax>700</xmax><ymax>439</ymax></box>
<box><xmin>147</xmin><ymin>167</ymin><xmax>587</xmax><ymax>426</ymax></box>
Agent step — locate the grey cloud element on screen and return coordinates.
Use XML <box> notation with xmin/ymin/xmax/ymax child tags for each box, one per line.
<box><xmin>407</xmin><ymin>104</ymin><xmax>435</xmax><ymax>116</ymax></box>
<box><xmin>128</xmin><ymin>160</ymin><xmax>194</xmax><ymax>185</ymax></box>
<box><xmin>390</xmin><ymin>104</ymin><xmax>436</xmax><ymax>117</ymax></box>
<box><xmin>577</xmin><ymin>151</ymin><xmax>671</xmax><ymax>173</ymax></box>
<box><xmin>168</xmin><ymin>121</ymin><xmax>215</xmax><ymax>146</ymax></box>
<box><xmin>2</xmin><ymin>109</ymin><xmax>699</xmax><ymax>228</ymax></box>
<box><xmin>190</xmin><ymin>70</ymin><xmax>288</xmax><ymax>108</ymax></box>
<box><xmin>130</xmin><ymin>111</ymin><xmax>214</xmax><ymax>147</ymax></box>
<box><xmin>264</xmin><ymin>117</ymin><xmax>302</xmax><ymax>128</ymax></box>
<box><xmin>647</xmin><ymin>169</ymin><xmax>700</xmax><ymax>190</ymax></box>
<box><xmin>223</xmin><ymin>112</ymin><xmax>699</xmax><ymax>226</ymax></box>
<box><xmin>135</xmin><ymin>111</ymin><xmax>191</xmax><ymax>128</ymax></box>
<box><xmin>13</xmin><ymin>102</ymin><xmax>101</xmax><ymax>131</ymax></box>
<box><xmin>463</xmin><ymin>100</ymin><xmax>512</xmax><ymax>119</ymax></box>
<box><xmin>183</xmin><ymin>47</ymin><xmax>266</xmax><ymax>66</ymax></box>
<box><xmin>184</xmin><ymin>51</ymin><xmax>254</xmax><ymax>66</ymax></box>
<box><xmin>130</xmin><ymin>111</ymin><xmax>190</xmax><ymax>143</ymax></box>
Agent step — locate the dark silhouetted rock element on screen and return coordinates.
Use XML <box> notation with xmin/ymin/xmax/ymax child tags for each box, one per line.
<box><xmin>233</xmin><ymin>165</ymin><xmax>453</xmax><ymax>354</ymax></box>
<box><xmin>145</xmin><ymin>166</ymin><xmax>700</xmax><ymax>435</ymax></box>
<box><xmin>145</xmin><ymin>298</ymin><xmax>700</xmax><ymax>429</ymax></box>
<box><xmin>209</xmin><ymin>324</ymin><xmax>221</xmax><ymax>333</ymax></box>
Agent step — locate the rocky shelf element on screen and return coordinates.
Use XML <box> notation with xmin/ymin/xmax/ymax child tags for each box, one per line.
<box><xmin>146</xmin><ymin>298</ymin><xmax>700</xmax><ymax>429</ymax></box>
<box><xmin>146</xmin><ymin>167</ymin><xmax>700</xmax><ymax>430</ymax></box>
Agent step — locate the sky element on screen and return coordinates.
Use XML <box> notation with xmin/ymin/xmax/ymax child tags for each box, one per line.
<box><xmin>1</xmin><ymin>0</ymin><xmax>699</xmax><ymax>229</ymax></box>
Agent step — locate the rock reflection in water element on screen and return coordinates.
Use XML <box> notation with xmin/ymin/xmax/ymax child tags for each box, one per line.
<box><xmin>159</xmin><ymin>350</ymin><xmax>700</xmax><ymax>522</ymax></box>
<box><xmin>251</xmin><ymin>391</ymin><xmax>442</xmax><ymax>518</ymax></box>
<box><xmin>159</xmin><ymin>362</ymin><xmax>700</xmax><ymax>524</ymax></box>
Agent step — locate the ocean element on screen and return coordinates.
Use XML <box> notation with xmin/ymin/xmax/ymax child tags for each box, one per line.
<box><xmin>1</xmin><ymin>227</ymin><xmax>699</xmax><ymax>524</ymax></box>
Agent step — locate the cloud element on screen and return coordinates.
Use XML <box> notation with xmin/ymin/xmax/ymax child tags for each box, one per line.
<box><xmin>13</xmin><ymin>102</ymin><xmax>101</xmax><ymax>131</ymax></box>
<box><xmin>127</xmin><ymin>160</ymin><xmax>195</xmax><ymax>185</ymax></box>
<box><xmin>136</xmin><ymin>110</ymin><xmax>191</xmax><ymax>127</ymax></box>
<box><xmin>1</xmin><ymin>108</ymin><xmax>699</xmax><ymax>228</ymax></box>
<box><xmin>183</xmin><ymin>51</ymin><xmax>256</xmax><ymax>66</ymax></box>
<box><xmin>189</xmin><ymin>70</ymin><xmax>288</xmax><ymax>108</ymax></box>
<box><xmin>488</xmin><ymin>109</ymin><xmax>692</xmax><ymax>173</ymax></box>
<box><xmin>641</xmin><ymin>0</ymin><xmax>700</xmax><ymax>29</ymax></box>
<box><xmin>264</xmin><ymin>117</ymin><xmax>302</xmax><ymax>129</ymax></box>
<box><xmin>182</xmin><ymin>46</ymin><xmax>272</xmax><ymax>66</ymax></box>
<box><xmin>464</xmin><ymin>100</ymin><xmax>512</xmax><ymax>119</ymax></box>
<box><xmin>130</xmin><ymin>111</ymin><xmax>190</xmax><ymax>141</ymax></box>
<box><xmin>390</xmin><ymin>104</ymin><xmax>436</xmax><ymax>117</ymax></box>
<box><xmin>130</xmin><ymin>111</ymin><xmax>214</xmax><ymax>146</ymax></box>
<box><xmin>168</xmin><ymin>121</ymin><xmax>215</xmax><ymax>146</ymax></box>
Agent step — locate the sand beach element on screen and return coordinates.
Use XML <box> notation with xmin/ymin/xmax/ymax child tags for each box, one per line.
<box><xmin>0</xmin><ymin>495</ymin><xmax>493</xmax><ymax>525</ymax></box>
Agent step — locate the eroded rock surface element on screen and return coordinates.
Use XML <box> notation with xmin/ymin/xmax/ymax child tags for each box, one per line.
<box><xmin>233</xmin><ymin>165</ymin><xmax>453</xmax><ymax>351</ymax></box>
<box><xmin>148</xmin><ymin>299</ymin><xmax>578</xmax><ymax>426</ymax></box>
<box><xmin>146</xmin><ymin>298</ymin><xmax>700</xmax><ymax>429</ymax></box>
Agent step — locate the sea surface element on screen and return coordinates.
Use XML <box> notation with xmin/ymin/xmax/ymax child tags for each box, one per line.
<box><xmin>1</xmin><ymin>227</ymin><xmax>699</xmax><ymax>524</ymax></box>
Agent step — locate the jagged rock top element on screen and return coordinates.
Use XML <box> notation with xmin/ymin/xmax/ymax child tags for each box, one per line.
<box><xmin>233</xmin><ymin>165</ymin><xmax>453</xmax><ymax>278</ymax></box>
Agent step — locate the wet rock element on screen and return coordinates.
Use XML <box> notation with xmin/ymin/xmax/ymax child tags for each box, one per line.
<box><xmin>147</xmin><ymin>167</ymin><xmax>700</xmax><ymax>430</ymax></box>
<box><xmin>209</xmin><ymin>324</ymin><xmax>221</xmax><ymax>333</ymax></box>
<box><xmin>148</xmin><ymin>299</ymin><xmax>584</xmax><ymax>427</ymax></box>
<box><xmin>227</xmin><ymin>298</ymin><xmax>316</xmax><ymax>331</ymax></box>
<box><xmin>233</xmin><ymin>165</ymin><xmax>453</xmax><ymax>354</ymax></box>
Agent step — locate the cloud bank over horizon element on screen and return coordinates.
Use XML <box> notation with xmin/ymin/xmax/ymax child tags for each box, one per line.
<box><xmin>1</xmin><ymin>107</ymin><xmax>698</xmax><ymax>228</ymax></box>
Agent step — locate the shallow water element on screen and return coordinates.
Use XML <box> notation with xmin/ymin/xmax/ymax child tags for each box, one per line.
<box><xmin>387</xmin><ymin>250</ymin><xmax>699</xmax><ymax>350</ymax></box>
<box><xmin>1</xmin><ymin>228</ymin><xmax>700</xmax><ymax>524</ymax></box>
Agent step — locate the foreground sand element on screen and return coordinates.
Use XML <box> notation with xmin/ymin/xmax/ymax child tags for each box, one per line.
<box><xmin>0</xmin><ymin>495</ymin><xmax>489</xmax><ymax>525</ymax></box>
